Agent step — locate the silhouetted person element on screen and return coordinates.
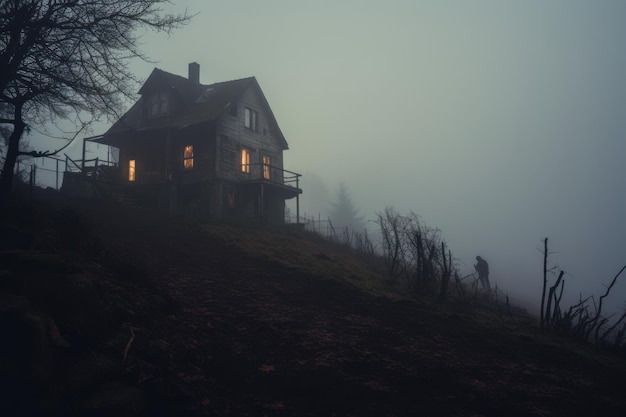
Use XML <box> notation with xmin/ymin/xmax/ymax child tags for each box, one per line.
<box><xmin>474</xmin><ymin>256</ymin><xmax>490</xmax><ymax>290</ymax></box>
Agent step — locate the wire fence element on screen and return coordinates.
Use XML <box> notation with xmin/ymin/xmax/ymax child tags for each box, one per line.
<box><xmin>13</xmin><ymin>155</ymin><xmax>65</xmax><ymax>191</ymax></box>
<box><xmin>300</xmin><ymin>213</ymin><xmax>342</xmax><ymax>239</ymax></box>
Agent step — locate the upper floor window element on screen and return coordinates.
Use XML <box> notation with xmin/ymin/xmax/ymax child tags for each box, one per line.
<box><xmin>183</xmin><ymin>145</ymin><xmax>194</xmax><ymax>170</ymax></box>
<box><xmin>262</xmin><ymin>155</ymin><xmax>271</xmax><ymax>180</ymax></box>
<box><xmin>244</xmin><ymin>107</ymin><xmax>258</xmax><ymax>131</ymax></box>
<box><xmin>149</xmin><ymin>91</ymin><xmax>169</xmax><ymax>117</ymax></box>
<box><xmin>241</xmin><ymin>148</ymin><xmax>251</xmax><ymax>173</ymax></box>
<box><xmin>129</xmin><ymin>159</ymin><xmax>136</xmax><ymax>182</ymax></box>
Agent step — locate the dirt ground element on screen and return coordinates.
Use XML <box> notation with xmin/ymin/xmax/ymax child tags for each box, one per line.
<box><xmin>2</xmin><ymin>193</ymin><xmax>626</xmax><ymax>416</ymax></box>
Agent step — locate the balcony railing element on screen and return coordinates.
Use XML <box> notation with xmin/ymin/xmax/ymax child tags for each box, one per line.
<box><xmin>242</xmin><ymin>163</ymin><xmax>302</xmax><ymax>191</ymax></box>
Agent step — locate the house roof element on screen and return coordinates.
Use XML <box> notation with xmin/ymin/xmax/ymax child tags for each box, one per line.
<box><xmin>95</xmin><ymin>68</ymin><xmax>288</xmax><ymax>149</ymax></box>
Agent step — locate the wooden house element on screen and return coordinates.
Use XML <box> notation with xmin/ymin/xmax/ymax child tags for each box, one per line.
<box><xmin>85</xmin><ymin>63</ymin><xmax>301</xmax><ymax>224</ymax></box>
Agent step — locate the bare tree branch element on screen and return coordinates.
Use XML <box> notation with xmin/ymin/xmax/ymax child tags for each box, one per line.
<box><xmin>0</xmin><ymin>0</ymin><xmax>193</xmax><ymax>201</ymax></box>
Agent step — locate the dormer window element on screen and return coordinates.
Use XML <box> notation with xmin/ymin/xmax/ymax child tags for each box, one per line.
<box><xmin>229</xmin><ymin>102</ymin><xmax>238</xmax><ymax>117</ymax></box>
<box><xmin>149</xmin><ymin>91</ymin><xmax>169</xmax><ymax>117</ymax></box>
<box><xmin>244</xmin><ymin>107</ymin><xmax>258</xmax><ymax>131</ymax></box>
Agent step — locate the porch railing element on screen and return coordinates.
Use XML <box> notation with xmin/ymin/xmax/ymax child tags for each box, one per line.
<box><xmin>242</xmin><ymin>162</ymin><xmax>301</xmax><ymax>190</ymax></box>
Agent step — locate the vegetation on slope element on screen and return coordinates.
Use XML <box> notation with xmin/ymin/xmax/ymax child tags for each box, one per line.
<box><xmin>1</xmin><ymin>188</ymin><xmax>625</xmax><ymax>417</ymax></box>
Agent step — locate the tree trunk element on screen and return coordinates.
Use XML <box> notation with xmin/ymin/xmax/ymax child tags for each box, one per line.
<box><xmin>540</xmin><ymin>238</ymin><xmax>548</xmax><ymax>327</ymax></box>
<box><xmin>0</xmin><ymin>102</ymin><xmax>26</xmax><ymax>206</ymax></box>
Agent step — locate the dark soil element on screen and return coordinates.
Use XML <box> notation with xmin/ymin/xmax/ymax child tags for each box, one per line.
<box><xmin>1</xmin><ymin>189</ymin><xmax>625</xmax><ymax>416</ymax></box>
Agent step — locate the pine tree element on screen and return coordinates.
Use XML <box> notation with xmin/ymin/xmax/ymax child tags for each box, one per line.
<box><xmin>328</xmin><ymin>183</ymin><xmax>364</xmax><ymax>232</ymax></box>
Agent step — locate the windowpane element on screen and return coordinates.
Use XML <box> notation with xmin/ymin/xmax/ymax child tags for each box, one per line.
<box><xmin>263</xmin><ymin>155</ymin><xmax>271</xmax><ymax>180</ymax></box>
<box><xmin>129</xmin><ymin>159</ymin><xmax>136</xmax><ymax>182</ymax></box>
<box><xmin>244</xmin><ymin>108</ymin><xmax>251</xmax><ymax>128</ymax></box>
<box><xmin>183</xmin><ymin>145</ymin><xmax>194</xmax><ymax>169</ymax></box>
<box><xmin>241</xmin><ymin>148</ymin><xmax>250</xmax><ymax>173</ymax></box>
<box><xmin>149</xmin><ymin>91</ymin><xmax>169</xmax><ymax>117</ymax></box>
<box><xmin>160</xmin><ymin>92</ymin><xmax>169</xmax><ymax>113</ymax></box>
<box><xmin>244</xmin><ymin>107</ymin><xmax>258</xmax><ymax>131</ymax></box>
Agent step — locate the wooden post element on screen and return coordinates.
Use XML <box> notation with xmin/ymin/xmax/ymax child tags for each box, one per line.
<box><xmin>81</xmin><ymin>136</ymin><xmax>86</xmax><ymax>172</ymax></box>
<box><xmin>29</xmin><ymin>165</ymin><xmax>34</xmax><ymax>195</ymax></box>
<box><xmin>540</xmin><ymin>238</ymin><xmax>548</xmax><ymax>327</ymax></box>
<box><xmin>296</xmin><ymin>175</ymin><xmax>300</xmax><ymax>224</ymax></box>
<box><xmin>260</xmin><ymin>183</ymin><xmax>264</xmax><ymax>221</ymax></box>
<box><xmin>55</xmin><ymin>159</ymin><xmax>59</xmax><ymax>190</ymax></box>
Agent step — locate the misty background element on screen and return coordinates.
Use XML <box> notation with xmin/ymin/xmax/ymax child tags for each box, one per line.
<box><xmin>23</xmin><ymin>1</ymin><xmax>626</xmax><ymax>313</ymax></box>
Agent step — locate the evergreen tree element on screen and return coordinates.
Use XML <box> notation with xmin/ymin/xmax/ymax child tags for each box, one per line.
<box><xmin>328</xmin><ymin>183</ymin><xmax>364</xmax><ymax>232</ymax></box>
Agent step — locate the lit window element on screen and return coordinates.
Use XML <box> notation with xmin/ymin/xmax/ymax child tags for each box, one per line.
<box><xmin>263</xmin><ymin>155</ymin><xmax>271</xmax><ymax>180</ymax></box>
<box><xmin>244</xmin><ymin>107</ymin><xmax>258</xmax><ymax>131</ymax></box>
<box><xmin>149</xmin><ymin>91</ymin><xmax>169</xmax><ymax>117</ymax></box>
<box><xmin>183</xmin><ymin>145</ymin><xmax>194</xmax><ymax>170</ymax></box>
<box><xmin>129</xmin><ymin>159</ymin><xmax>136</xmax><ymax>182</ymax></box>
<box><xmin>241</xmin><ymin>148</ymin><xmax>250</xmax><ymax>173</ymax></box>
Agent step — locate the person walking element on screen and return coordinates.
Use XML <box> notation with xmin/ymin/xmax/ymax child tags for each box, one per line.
<box><xmin>474</xmin><ymin>256</ymin><xmax>490</xmax><ymax>290</ymax></box>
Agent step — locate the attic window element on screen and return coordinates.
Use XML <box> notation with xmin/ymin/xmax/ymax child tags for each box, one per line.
<box><xmin>229</xmin><ymin>103</ymin><xmax>238</xmax><ymax>117</ymax></box>
<box><xmin>183</xmin><ymin>145</ymin><xmax>194</xmax><ymax>170</ymax></box>
<box><xmin>149</xmin><ymin>91</ymin><xmax>169</xmax><ymax>117</ymax></box>
<box><xmin>244</xmin><ymin>107</ymin><xmax>258</xmax><ymax>131</ymax></box>
<box><xmin>195</xmin><ymin>87</ymin><xmax>214</xmax><ymax>103</ymax></box>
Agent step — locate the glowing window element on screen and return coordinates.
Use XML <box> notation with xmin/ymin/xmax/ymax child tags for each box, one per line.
<box><xmin>183</xmin><ymin>145</ymin><xmax>194</xmax><ymax>170</ymax></box>
<box><xmin>129</xmin><ymin>159</ymin><xmax>136</xmax><ymax>182</ymax></box>
<box><xmin>244</xmin><ymin>107</ymin><xmax>258</xmax><ymax>131</ymax></box>
<box><xmin>263</xmin><ymin>155</ymin><xmax>271</xmax><ymax>180</ymax></box>
<box><xmin>241</xmin><ymin>148</ymin><xmax>250</xmax><ymax>173</ymax></box>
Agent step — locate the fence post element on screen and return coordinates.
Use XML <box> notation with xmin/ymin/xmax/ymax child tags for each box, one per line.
<box><xmin>29</xmin><ymin>165</ymin><xmax>34</xmax><ymax>195</ymax></box>
<box><xmin>81</xmin><ymin>136</ymin><xmax>86</xmax><ymax>171</ymax></box>
<box><xmin>296</xmin><ymin>176</ymin><xmax>300</xmax><ymax>224</ymax></box>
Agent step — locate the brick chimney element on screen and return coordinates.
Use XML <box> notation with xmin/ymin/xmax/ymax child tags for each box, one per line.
<box><xmin>188</xmin><ymin>62</ymin><xmax>200</xmax><ymax>84</ymax></box>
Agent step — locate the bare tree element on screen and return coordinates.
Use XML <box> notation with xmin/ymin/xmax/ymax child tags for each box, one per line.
<box><xmin>0</xmin><ymin>0</ymin><xmax>191</xmax><ymax>203</ymax></box>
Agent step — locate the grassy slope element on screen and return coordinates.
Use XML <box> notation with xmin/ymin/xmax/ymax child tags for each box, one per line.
<box><xmin>1</xmin><ymin>188</ymin><xmax>625</xmax><ymax>416</ymax></box>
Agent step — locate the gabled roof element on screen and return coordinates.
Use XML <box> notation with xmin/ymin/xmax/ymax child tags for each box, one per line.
<box><xmin>97</xmin><ymin>68</ymin><xmax>288</xmax><ymax>149</ymax></box>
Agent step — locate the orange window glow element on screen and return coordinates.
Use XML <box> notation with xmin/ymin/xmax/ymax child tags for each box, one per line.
<box><xmin>241</xmin><ymin>148</ymin><xmax>250</xmax><ymax>173</ymax></box>
<box><xmin>129</xmin><ymin>159</ymin><xmax>136</xmax><ymax>182</ymax></box>
<box><xmin>183</xmin><ymin>145</ymin><xmax>194</xmax><ymax>169</ymax></box>
<box><xmin>263</xmin><ymin>155</ymin><xmax>271</xmax><ymax>180</ymax></box>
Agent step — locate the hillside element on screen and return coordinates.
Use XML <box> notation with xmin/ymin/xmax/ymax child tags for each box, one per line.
<box><xmin>1</xmin><ymin>189</ymin><xmax>626</xmax><ymax>417</ymax></box>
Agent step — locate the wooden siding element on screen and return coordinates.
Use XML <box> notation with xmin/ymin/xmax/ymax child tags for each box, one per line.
<box><xmin>117</xmin><ymin>124</ymin><xmax>217</xmax><ymax>185</ymax></box>
<box><xmin>118</xmin><ymin>134</ymin><xmax>168</xmax><ymax>184</ymax></box>
<box><xmin>168</xmin><ymin>124</ymin><xmax>216</xmax><ymax>184</ymax></box>
<box><xmin>215</xmin><ymin>87</ymin><xmax>284</xmax><ymax>183</ymax></box>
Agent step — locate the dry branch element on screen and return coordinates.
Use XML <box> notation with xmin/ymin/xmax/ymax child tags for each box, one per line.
<box><xmin>123</xmin><ymin>328</ymin><xmax>136</xmax><ymax>362</ymax></box>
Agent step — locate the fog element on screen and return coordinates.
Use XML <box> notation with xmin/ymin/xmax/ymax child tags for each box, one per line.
<box><xmin>28</xmin><ymin>1</ymin><xmax>626</xmax><ymax>313</ymax></box>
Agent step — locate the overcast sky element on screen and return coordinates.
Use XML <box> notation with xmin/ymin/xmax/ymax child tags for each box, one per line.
<box><xmin>32</xmin><ymin>0</ymin><xmax>626</xmax><ymax>311</ymax></box>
